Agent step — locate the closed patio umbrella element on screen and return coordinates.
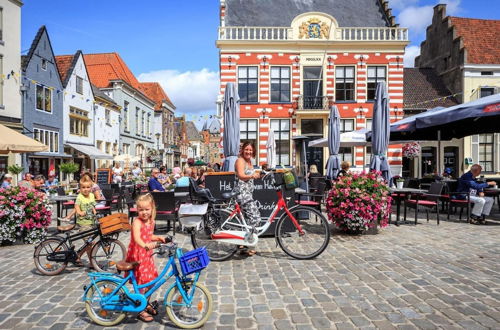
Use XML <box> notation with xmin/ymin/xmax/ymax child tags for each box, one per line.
<box><xmin>266</xmin><ymin>130</ymin><xmax>277</xmax><ymax>168</ymax></box>
<box><xmin>222</xmin><ymin>82</ymin><xmax>240</xmax><ymax>172</ymax></box>
<box><xmin>0</xmin><ymin>124</ymin><xmax>48</xmax><ymax>154</ymax></box>
<box><xmin>369</xmin><ymin>82</ymin><xmax>392</xmax><ymax>183</ymax></box>
<box><xmin>325</xmin><ymin>106</ymin><xmax>341</xmax><ymax>180</ymax></box>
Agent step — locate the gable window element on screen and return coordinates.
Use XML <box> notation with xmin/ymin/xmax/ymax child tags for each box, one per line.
<box><xmin>270</xmin><ymin>119</ymin><xmax>290</xmax><ymax>165</ymax></box>
<box><xmin>123</xmin><ymin>101</ymin><xmax>129</xmax><ymax>131</ymax></box>
<box><xmin>367</xmin><ymin>66</ymin><xmax>386</xmax><ymax>101</ymax></box>
<box><xmin>240</xmin><ymin>119</ymin><xmax>258</xmax><ymax>164</ymax></box>
<box><xmin>335</xmin><ymin>66</ymin><xmax>355</xmax><ymax>101</ymax></box>
<box><xmin>105</xmin><ymin>109</ymin><xmax>111</xmax><ymax>125</ymax></box>
<box><xmin>36</xmin><ymin>85</ymin><xmax>52</xmax><ymax>113</ymax></box>
<box><xmin>76</xmin><ymin>76</ymin><xmax>83</xmax><ymax>94</ymax></box>
<box><xmin>69</xmin><ymin>107</ymin><xmax>89</xmax><ymax>137</ymax></box>
<box><xmin>34</xmin><ymin>128</ymin><xmax>59</xmax><ymax>154</ymax></box>
<box><xmin>270</xmin><ymin>67</ymin><xmax>290</xmax><ymax>102</ymax></box>
<box><xmin>238</xmin><ymin>66</ymin><xmax>258</xmax><ymax>103</ymax></box>
<box><xmin>41</xmin><ymin>59</ymin><xmax>47</xmax><ymax>71</ymax></box>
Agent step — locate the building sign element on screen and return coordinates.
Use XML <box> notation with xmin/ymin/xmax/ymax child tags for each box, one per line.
<box><xmin>300</xmin><ymin>54</ymin><xmax>325</xmax><ymax>65</ymax></box>
<box><xmin>299</xmin><ymin>18</ymin><xmax>330</xmax><ymax>39</ymax></box>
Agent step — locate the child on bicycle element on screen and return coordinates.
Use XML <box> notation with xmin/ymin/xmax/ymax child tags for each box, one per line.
<box><xmin>75</xmin><ymin>178</ymin><xmax>97</xmax><ymax>231</ymax></box>
<box><xmin>125</xmin><ymin>193</ymin><xmax>166</xmax><ymax>323</ymax></box>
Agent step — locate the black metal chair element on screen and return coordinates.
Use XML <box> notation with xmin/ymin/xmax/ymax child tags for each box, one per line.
<box><xmin>404</xmin><ymin>182</ymin><xmax>445</xmax><ymax>225</ymax></box>
<box><xmin>123</xmin><ymin>189</ymin><xmax>137</xmax><ymax>222</ymax></box>
<box><xmin>447</xmin><ymin>191</ymin><xmax>472</xmax><ymax>223</ymax></box>
<box><xmin>151</xmin><ymin>191</ymin><xmax>178</xmax><ymax>234</ymax></box>
<box><xmin>56</xmin><ymin>187</ymin><xmax>75</xmax><ymax>217</ymax></box>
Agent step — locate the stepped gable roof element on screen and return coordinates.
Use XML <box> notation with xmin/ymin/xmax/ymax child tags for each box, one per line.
<box><xmin>186</xmin><ymin>121</ymin><xmax>201</xmax><ymax>141</ymax></box>
<box><xmin>55</xmin><ymin>50</ymin><xmax>83</xmax><ymax>87</ymax></box>
<box><xmin>449</xmin><ymin>16</ymin><xmax>500</xmax><ymax>65</ymax></box>
<box><xmin>224</xmin><ymin>0</ymin><xmax>393</xmax><ymax>27</ymax></box>
<box><xmin>403</xmin><ymin>68</ymin><xmax>459</xmax><ymax>111</ymax></box>
<box><xmin>84</xmin><ymin>52</ymin><xmax>140</xmax><ymax>89</ymax></box>
<box><xmin>91</xmin><ymin>84</ymin><xmax>118</xmax><ymax>106</ymax></box>
<box><xmin>139</xmin><ymin>82</ymin><xmax>175</xmax><ymax>110</ymax></box>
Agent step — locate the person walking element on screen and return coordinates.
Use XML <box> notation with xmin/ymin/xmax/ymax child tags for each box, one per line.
<box><xmin>456</xmin><ymin>164</ymin><xmax>496</xmax><ymax>224</ymax></box>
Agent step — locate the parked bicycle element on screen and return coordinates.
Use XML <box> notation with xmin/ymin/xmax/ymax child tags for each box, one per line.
<box><xmin>83</xmin><ymin>237</ymin><xmax>213</xmax><ymax>328</ymax></box>
<box><xmin>33</xmin><ymin>213</ymin><xmax>128</xmax><ymax>275</ymax></box>
<box><xmin>185</xmin><ymin>169</ymin><xmax>330</xmax><ymax>261</ymax></box>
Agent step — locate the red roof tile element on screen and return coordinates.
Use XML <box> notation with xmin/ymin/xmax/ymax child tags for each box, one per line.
<box><xmin>450</xmin><ymin>17</ymin><xmax>500</xmax><ymax>65</ymax></box>
<box><xmin>138</xmin><ymin>82</ymin><xmax>175</xmax><ymax>110</ymax></box>
<box><xmin>83</xmin><ymin>52</ymin><xmax>140</xmax><ymax>89</ymax></box>
<box><xmin>55</xmin><ymin>54</ymin><xmax>75</xmax><ymax>86</ymax></box>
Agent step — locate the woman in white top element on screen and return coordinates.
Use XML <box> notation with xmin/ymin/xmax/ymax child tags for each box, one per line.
<box><xmin>112</xmin><ymin>163</ymin><xmax>123</xmax><ymax>184</ymax></box>
<box><xmin>131</xmin><ymin>162</ymin><xmax>142</xmax><ymax>178</ymax></box>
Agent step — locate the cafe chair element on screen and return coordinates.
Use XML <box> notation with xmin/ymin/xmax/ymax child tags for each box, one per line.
<box><xmin>296</xmin><ymin>181</ymin><xmax>327</xmax><ymax>212</ymax></box>
<box><xmin>56</xmin><ymin>187</ymin><xmax>75</xmax><ymax>217</ymax></box>
<box><xmin>447</xmin><ymin>191</ymin><xmax>472</xmax><ymax>223</ymax></box>
<box><xmin>404</xmin><ymin>182</ymin><xmax>444</xmax><ymax>225</ymax></box>
<box><xmin>123</xmin><ymin>189</ymin><xmax>137</xmax><ymax>222</ymax></box>
<box><xmin>151</xmin><ymin>191</ymin><xmax>178</xmax><ymax>235</ymax></box>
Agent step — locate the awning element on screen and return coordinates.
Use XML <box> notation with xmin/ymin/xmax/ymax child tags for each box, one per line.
<box><xmin>66</xmin><ymin>143</ymin><xmax>113</xmax><ymax>160</ymax></box>
<box><xmin>0</xmin><ymin>124</ymin><xmax>48</xmax><ymax>154</ymax></box>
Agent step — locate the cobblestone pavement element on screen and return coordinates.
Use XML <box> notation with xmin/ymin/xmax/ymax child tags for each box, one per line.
<box><xmin>0</xmin><ymin>215</ymin><xmax>499</xmax><ymax>329</ymax></box>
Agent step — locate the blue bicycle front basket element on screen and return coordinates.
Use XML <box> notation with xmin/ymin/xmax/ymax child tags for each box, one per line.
<box><xmin>179</xmin><ymin>247</ymin><xmax>210</xmax><ymax>275</ymax></box>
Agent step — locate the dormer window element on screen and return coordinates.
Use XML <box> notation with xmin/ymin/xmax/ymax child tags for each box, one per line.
<box><xmin>41</xmin><ymin>59</ymin><xmax>47</xmax><ymax>71</ymax></box>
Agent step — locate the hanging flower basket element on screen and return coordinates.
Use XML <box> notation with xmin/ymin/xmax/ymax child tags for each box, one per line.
<box><xmin>402</xmin><ymin>142</ymin><xmax>420</xmax><ymax>159</ymax></box>
<box><xmin>0</xmin><ymin>186</ymin><xmax>52</xmax><ymax>244</ymax></box>
<box><xmin>326</xmin><ymin>171</ymin><xmax>392</xmax><ymax>234</ymax></box>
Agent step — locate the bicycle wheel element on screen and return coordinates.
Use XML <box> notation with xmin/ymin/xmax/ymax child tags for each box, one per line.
<box><xmin>85</xmin><ymin>280</ymin><xmax>127</xmax><ymax>326</ymax></box>
<box><xmin>191</xmin><ymin>209</ymin><xmax>238</xmax><ymax>261</ymax></box>
<box><xmin>166</xmin><ymin>281</ymin><xmax>213</xmax><ymax>329</ymax></box>
<box><xmin>33</xmin><ymin>238</ymin><xmax>69</xmax><ymax>276</ymax></box>
<box><xmin>90</xmin><ymin>238</ymin><xmax>127</xmax><ymax>272</ymax></box>
<box><xmin>276</xmin><ymin>206</ymin><xmax>330</xmax><ymax>259</ymax></box>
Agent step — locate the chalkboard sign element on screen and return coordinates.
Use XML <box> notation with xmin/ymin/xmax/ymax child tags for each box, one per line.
<box><xmin>95</xmin><ymin>169</ymin><xmax>111</xmax><ymax>186</ymax></box>
<box><xmin>204</xmin><ymin>171</ymin><xmax>295</xmax><ymax>235</ymax></box>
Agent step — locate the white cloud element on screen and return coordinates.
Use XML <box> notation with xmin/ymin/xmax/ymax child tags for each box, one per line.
<box><xmin>138</xmin><ymin>68</ymin><xmax>219</xmax><ymax>115</ymax></box>
<box><xmin>441</xmin><ymin>0</ymin><xmax>461</xmax><ymax>15</ymax></box>
<box><xmin>398</xmin><ymin>5</ymin><xmax>434</xmax><ymax>35</ymax></box>
<box><xmin>388</xmin><ymin>0</ymin><xmax>420</xmax><ymax>10</ymax></box>
<box><xmin>404</xmin><ymin>45</ymin><xmax>421</xmax><ymax>67</ymax></box>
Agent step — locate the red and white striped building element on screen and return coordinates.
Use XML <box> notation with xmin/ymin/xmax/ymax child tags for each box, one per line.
<box><xmin>216</xmin><ymin>0</ymin><xmax>408</xmax><ymax>175</ymax></box>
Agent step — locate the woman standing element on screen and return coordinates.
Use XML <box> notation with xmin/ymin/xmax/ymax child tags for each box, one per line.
<box><xmin>234</xmin><ymin>142</ymin><xmax>261</xmax><ymax>256</ymax></box>
<box><xmin>112</xmin><ymin>163</ymin><xmax>123</xmax><ymax>184</ymax></box>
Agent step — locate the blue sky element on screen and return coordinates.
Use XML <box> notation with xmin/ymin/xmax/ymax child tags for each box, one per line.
<box><xmin>21</xmin><ymin>0</ymin><xmax>499</xmax><ymax>119</ymax></box>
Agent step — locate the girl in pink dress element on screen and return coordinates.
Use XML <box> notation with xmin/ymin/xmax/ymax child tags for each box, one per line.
<box><xmin>125</xmin><ymin>193</ymin><xmax>166</xmax><ymax>322</ymax></box>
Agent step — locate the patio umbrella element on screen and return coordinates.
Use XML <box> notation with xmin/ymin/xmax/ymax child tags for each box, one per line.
<box><xmin>222</xmin><ymin>82</ymin><xmax>240</xmax><ymax>172</ymax></box>
<box><xmin>308</xmin><ymin>129</ymin><xmax>369</xmax><ymax>148</ymax></box>
<box><xmin>266</xmin><ymin>130</ymin><xmax>277</xmax><ymax>168</ymax></box>
<box><xmin>369</xmin><ymin>82</ymin><xmax>392</xmax><ymax>183</ymax></box>
<box><xmin>0</xmin><ymin>124</ymin><xmax>48</xmax><ymax>154</ymax></box>
<box><xmin>193</xmin><ymin>160</ymin><xmax>207</xmax><ymax>166</ymax></box>
<box><xmin>325</xmin><ymin>106</ymin><xmax>341</xmax><ymax>180</ymax></box>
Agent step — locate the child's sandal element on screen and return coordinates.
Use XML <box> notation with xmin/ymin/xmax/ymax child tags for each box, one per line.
<box><xmin>137</xmin><ymin>311</ymin><xmax>154</xmax><ymax>322</ymax></box>
<box><xmin>146</xmin><ymin>302</ymin><xmax>158</xmax><ymax>316</ymax></box>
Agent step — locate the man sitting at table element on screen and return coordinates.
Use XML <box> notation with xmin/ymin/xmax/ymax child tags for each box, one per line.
<box><xmin>456</xmin><ymin>164</ymin><xmax>496</xmax><ymax>224</ymax></box>
<box><xmin>148</xmin><ymin>168</ymin><xmax>165</xmax><ymax>192</ymax></box>
<box><xmin>45</xmin><ymin>172</ymin><xmax>59</xmax><ymax>189</ymax></box>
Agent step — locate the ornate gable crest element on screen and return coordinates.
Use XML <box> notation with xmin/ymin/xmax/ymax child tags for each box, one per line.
<box><xmin>299</xmin><ymin>18</ymin><xmax>330</xmax><ymax>39</ymax></box>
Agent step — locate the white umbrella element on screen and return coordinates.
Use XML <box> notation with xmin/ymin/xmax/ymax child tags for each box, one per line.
<box><xmin>309</xmin><ymin>129</ymin><xmax>369</xmax><ymax>148</ymax></box>
<box><xmin>266</xmin><ymin>130</ymin><xmax>277</xmax><ymax>168</ymax></box>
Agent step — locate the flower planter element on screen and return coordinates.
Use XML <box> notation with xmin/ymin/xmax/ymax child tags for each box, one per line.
<box><xmin>396</xmin><ymin>181</ymin><xmax>404</xmax><ymax>189</ymax></box>
<box><xmin>326</xmin><ymin>171</ymin><xmax>392</xmax><ymax>234</ymax></box>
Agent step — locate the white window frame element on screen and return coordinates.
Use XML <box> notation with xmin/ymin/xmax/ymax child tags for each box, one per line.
<box><xmin>33</xmin><ymin>128</ymin><xmax>59</xmax><ymax>154</ymax></box>
<box><xmin>35</xmin><ymin>84</ymin><xmax>52</xmax><ymax>113</ymax></box>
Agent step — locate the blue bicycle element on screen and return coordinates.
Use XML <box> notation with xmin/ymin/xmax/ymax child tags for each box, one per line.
<box><xmin>82</xmin><ymin>238</ymin><xmax>212</xmax><ymax>328</ymax></box>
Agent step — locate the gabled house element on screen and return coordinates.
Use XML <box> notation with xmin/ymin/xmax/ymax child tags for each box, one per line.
<box><xmin>84</xmin><ymin>53</ymin><xmax>156</xmax><ymax>167</ymax></box>
<box><xmin>138</xmin><ymin>82</ymin><xmax>176</xmax><ymax>168</ymax></box>
<box><xmin>56</xmin><ymin>51</ymin><xmax>112</xmax><ymax>173</ymax></box>
<box><xmin>21</xmin><ymin>26</ymin><xmax>67</xmax><ymax>177</ymax></box>
<box><xmin>201</xmin><ymin>117</ymin><xmax>222</xmax><ymax>166</ymax></box>
<box><xmin>185</xmin><ymin>121</ymin><xmax>202</xmax><ymax>161</ymax></box>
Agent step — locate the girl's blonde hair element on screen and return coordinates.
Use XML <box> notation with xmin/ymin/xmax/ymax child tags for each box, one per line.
<box><xmin>136</xmin><ymin>193</ymin><xmax>156</xmax><ymax>221</ymax></box>
<box><xmin>309</xmin><ymin>164</ymin><xmax>319</xmax><ymax>174</ymax></box>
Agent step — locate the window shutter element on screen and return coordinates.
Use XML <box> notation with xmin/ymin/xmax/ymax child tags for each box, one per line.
<box><xmin>471</xmin><ymin>134</ymin><xmax>479</xmax><ymax>169</ymax></box>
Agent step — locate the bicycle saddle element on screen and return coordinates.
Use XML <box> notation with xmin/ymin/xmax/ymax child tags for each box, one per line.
<box><xmin>221</xmin><ymin>191</ymin><xmax>239</xmax><ymax>200</ymax></box>
<box><xmin>116</xmin><ymin>261</ymin><xmax>140</xmax><ymax>271</ymax></box>
<box><xmin>57</xmin><ymin>224</ymin><xmax>76</xmax><ymax>232</ymax></box>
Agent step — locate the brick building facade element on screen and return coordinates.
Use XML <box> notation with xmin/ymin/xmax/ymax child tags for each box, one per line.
<box><xmin>216</xmin><ymin>0</ymin><xmax>408</xmax><ymax>174</ymax></box>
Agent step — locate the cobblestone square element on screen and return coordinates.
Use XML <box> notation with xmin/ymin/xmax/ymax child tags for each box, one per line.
<box><xmin>0</xmin><ymin>215</ymin><xmax>499</xmax><ymax>329</ymax></box>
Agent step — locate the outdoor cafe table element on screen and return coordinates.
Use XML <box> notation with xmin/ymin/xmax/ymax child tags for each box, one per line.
<box><xmin>48</xmin><ymin>195</ymin><xmax>77</xmax><ymax>227</ymax></box>
<box><xmin>390</xmin><ymin>187</ymin><xmax>426</xmax><ymax>225</ymax></box>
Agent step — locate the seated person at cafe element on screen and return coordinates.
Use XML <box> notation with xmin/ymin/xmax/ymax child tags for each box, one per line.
<box><xmin>45</xmin><ymin>172</ymin><xmax>59</xmax><ymax>189</ymax></box>
<box><xmin>175</xmin><ymin>167</ymin><xmax>192</xmax><ymax>188</ymax></box>
<box><xmin>33</xmin><ymin>175</ymin><xmax>47</xmax><ymax>192</ymax></box>
<box><xmin>1</xmin><ymin>174</ymin><xmax>13</xmax><ymax>189</ymax></box>
<box><xmin>18</xmin><ymin>172</ymin><xmax>34</xmax><ymax>189</ymax></box>
<box><xmin>456</xmin><ymin>164</ymin><xmax>496</xmax><ymax>224</ymax></box>
<box><xmin>148</xmin><ymin>168</ymin><xmax>165</xmax><ymax>192</ymax></box>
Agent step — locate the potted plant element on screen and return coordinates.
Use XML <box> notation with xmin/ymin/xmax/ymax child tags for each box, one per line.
<box><xmin>326</xmin><ymin>171</ymin><xmax>392</xmax><ymax>234</ymax></box>
<box><xmin>59</xmin><ymin>162</ymin><xmax>80</xmax><ymax>188</ymax></box>
<box><xmin>7</xmin><ymin>164</ymin><xmax>24</xmax><ymax>184</ymax></box>
<box><xmin>0</xmin><ymin>186</ymin><xmax>52</xmax><ymax>244</ymax></box>
<box><xmin>393</xmin><ymin>175</ymin><xmax>405</xmax><ymax>189</ymax></box>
